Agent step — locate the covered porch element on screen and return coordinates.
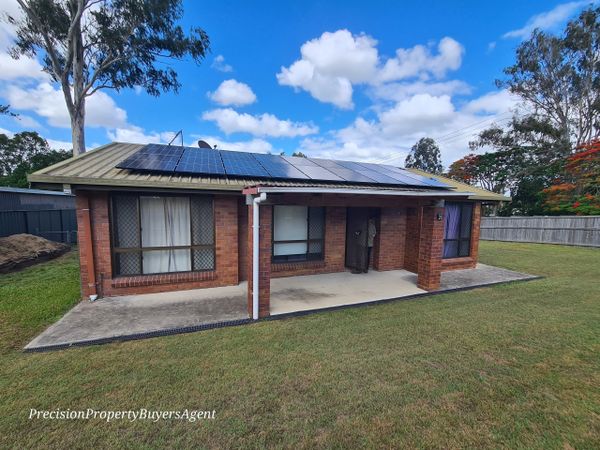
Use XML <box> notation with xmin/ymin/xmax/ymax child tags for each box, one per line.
<box><xmin>243</xmin><ymin>185</ymin><xmax>480</xmax><ymax>319</ymax></box>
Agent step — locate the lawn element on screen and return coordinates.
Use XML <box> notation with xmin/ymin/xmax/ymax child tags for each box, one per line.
<box><xmin>0</xmin><ymin>242</ymin><xmax>598</xmax><ymax>448</ymax></box>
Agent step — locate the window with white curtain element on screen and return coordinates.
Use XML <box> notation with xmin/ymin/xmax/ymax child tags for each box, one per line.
<box><xmin>272</xmin><ymin>205</ymin><xmax>325</xmax><ymax>263</ymax></box>
<box><xmin>111</xmin><ymin>194</ymin><xmax>214</xmax><ymax>275</ymax></box>
<box><xmin>443</xmin><ymin>202</ymin><xmax>473</xmax><ymax>258</ymax></box>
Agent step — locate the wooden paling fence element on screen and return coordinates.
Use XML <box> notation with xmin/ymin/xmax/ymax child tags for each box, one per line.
<box><xmin>480</xmin><ymin>216</ymin><xmax>600</xmax><ymax>248</ymax></box>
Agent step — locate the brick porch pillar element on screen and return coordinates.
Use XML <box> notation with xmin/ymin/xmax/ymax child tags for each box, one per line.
<box><xmin>247</xmin><ymin>204</ymin><xmax>272</xmax><ymax>318</ymax></box>
<box><xmin>417</xmin><ymin>206</ymin><xmax>444</xmax><ymax>290</ymax></box>
<box><xmin>75</xmin><ymin>192</ymin><xmax>97</xmax><ymax>298</ymax></box>
<box><xmin>469</xmin><ymin>202</ymin><xmax>482</xmax><ymax>260</ymax></box>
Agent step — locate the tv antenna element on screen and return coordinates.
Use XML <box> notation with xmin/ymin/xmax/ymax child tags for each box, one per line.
<box><xmin>168</xmin><ymin>130</ymin><xmax>184</xmax><ymax>147</ymax></box>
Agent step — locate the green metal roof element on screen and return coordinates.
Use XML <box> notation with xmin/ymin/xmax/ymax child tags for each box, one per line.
<box><xmin>28</xmin><ymin>142</ymin><xmax>507</xmax><ymax>202</ymax></box>
<box><xmin>406</xmin><ymin>168</ymin><xmax>511</xmax><ymax>202</ymax></box>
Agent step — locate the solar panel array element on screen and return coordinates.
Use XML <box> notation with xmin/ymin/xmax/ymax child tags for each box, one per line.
<box><xmin>116</xmin><ymin>143</ymin><xmax>449</xmax><ymax>188</ymax></box>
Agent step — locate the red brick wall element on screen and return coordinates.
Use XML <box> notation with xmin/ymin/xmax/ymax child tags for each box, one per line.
<box><xmin>271</xmin><ymin>206</ymin><xmax>346</xmax><ymax>278</ymax></box>
<box><xmin>404</xmin><ymin>207</ymin><xmax>422</xmax><ymax>273</ymax></box>
<box><xmin>417</xmin><ymin>206</ymin><xmax>444</xmax><ymax>290</ymax></box>
<box><xmin>237</xmin><ymin>197</ymin><xmax>248</xmax><ymax>281</ymax></box>
<box><xmin>373</xmin><ymin>207</ymin><xmax>405</xmax><ymax>271</ymax></box>
<box><xmin>75</xmin><ymin>190</ymin><xmax>239</xmax><ymax>298</ymax></box>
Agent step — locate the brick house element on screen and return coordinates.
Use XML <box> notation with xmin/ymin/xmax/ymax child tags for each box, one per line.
<box><xmin>29</xmin><ymin>142</ymin><xmax>509</xmax><ymax>319</ymax></box>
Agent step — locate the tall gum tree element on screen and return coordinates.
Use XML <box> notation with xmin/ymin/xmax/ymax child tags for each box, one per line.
<box><xmin>7</xmin><ymin>0</ymin><xmax>210</xmax><ymax>155</ymax></box>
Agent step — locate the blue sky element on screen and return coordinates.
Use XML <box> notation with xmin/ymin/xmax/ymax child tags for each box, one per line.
<box><xmin>0</xmin><ymin>0</ymin><xmax>594</xmax><ymax>166</ymax></box>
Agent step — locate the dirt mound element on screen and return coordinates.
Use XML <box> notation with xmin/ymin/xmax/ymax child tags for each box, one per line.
<box><xmin>0</xmin><ymin>234</ymin><xmax>70</xmax><ymax>273</ymax></box>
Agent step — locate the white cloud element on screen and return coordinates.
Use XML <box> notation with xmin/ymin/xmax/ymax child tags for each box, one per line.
<box><xmin>13</xmin><ymin>114</ymin><xmax>43</xmax><ymax>129</ymax></box>
<box><xmin>277</xmin><ymin>31</ymin><xmax>465</xmax><ymax>109</ymax></box>
<box><xmin>211</xmin><ymin>55</ymin><xmax>233</xmax><ymax>73</ymax></box>
<box><xmin>463</xmin><ymin>90</ymin><xmax>520</xmax><ymax>115</ymax></box>
<box><xmin>202</xmin><ymin>108</ymin><xmax>318</xmax><ymax>137</ymax></box>
<box><xmin>107</xmin><ymin>125</ymin><xmax>175</xmax><ymax>144</ymax></box>
<box><xmin>46</xmin><ymin>138</ymin><xmax>72</xmax><ymax>150</ymax></box>
<box><xmin>208</xmin><ymin>79</ymin><xmax>257</xmax><ymax>106</ymax></box>
<box><xmin>4</xmin><ymin>82</ymin><xmax>128</xmax><ymax>128</ymax></box>
<box><xmin>376</xmin><ymin>37</ymin><xmax>464</xmax><ymax>83</ymax></box>
<box><xmin>378</xmin><ymin>94</ymin><xmax>456</xmax><ymax>135</ymax></box>
<box><xmin>503</xmin><ymin>1</ymin><xmax>589</xmax><ymax>39</ymax></box>
<box><xmin>369</xmin><ymin>79</ymin><xmax>471</xmax><ymax>102</ymax></box>
<box><xmin>277</xmin><ymin>29</ymin><xmax>379</xmax><ymax>109</ymax></box>
<box><xmin>296</xmin><ymin>89</ymin><xmax>519</xmax><ymax>167</ymax></box>
<box><xmin>0</xmin><ymin>53</ymin><xmax>48</xmax><ymax>81</ymax></box>
<box><xmin>189</xmin><ymin>135</ymin><xmax>275</xmax><ymax>153</ymax></box>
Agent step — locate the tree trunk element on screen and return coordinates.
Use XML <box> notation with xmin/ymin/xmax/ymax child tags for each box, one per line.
<box><xmin>71</xmin><ymin>105</ymin><xmax>85</xmax><ymax>157</ymax></box>
<box><xmin>70</xmin><ymin>0</ymin><xmax>85</xmax><ymax>156</ymax></box>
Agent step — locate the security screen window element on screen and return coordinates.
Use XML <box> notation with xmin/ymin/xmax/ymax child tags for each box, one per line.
<box><xmin>111</xmin><ymin>194</ymin><xmax>215</xmax><ymax>275</ymax></box>
<box><xmin>272</xmin><ymin>205</ymin><xmax>325</xmax><ymax>263</ymax></box>
<box><xmin>443</xmin><ymin>202</ymin><xmax>473</xmax><ymax>258</ymax></box>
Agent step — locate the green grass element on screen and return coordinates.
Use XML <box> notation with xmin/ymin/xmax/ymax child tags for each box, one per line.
<box><xmin>0</xmin><ymin>242</ymin><xmax>599</xmax><ymax>449</ymax></box>
<box><xmin>0</xmin><ymin>250</ymin><xmax>80</xmax><ymax>353</ymax></box>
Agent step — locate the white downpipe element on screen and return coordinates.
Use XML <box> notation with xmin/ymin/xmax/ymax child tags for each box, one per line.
<box><xmin>252</xmin><ymin>193</ymin><xmax>267</xmax><ymax>320</ymax></box>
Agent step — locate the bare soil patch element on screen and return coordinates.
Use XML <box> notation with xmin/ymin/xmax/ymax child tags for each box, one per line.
<box><xmin>0</xmin><ymin>234</ymin><xmax>70</xmax><ymax>274</ymax></box>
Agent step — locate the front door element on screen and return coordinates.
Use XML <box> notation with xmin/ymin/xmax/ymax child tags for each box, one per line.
<box><xmin>345</xmin><ymin>207</ymin><xmax>369</xmax><ymax>272</ymax></box>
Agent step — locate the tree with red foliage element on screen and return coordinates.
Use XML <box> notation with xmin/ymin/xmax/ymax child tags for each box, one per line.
<box><xmin>542</xmin><ymin>139</ymin><xmax>600</xmax><ymax>214</ymax></box>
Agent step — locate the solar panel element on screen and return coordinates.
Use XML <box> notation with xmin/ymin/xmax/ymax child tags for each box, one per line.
<box><xmin>281</xmin><ymin>155</ymin><xmax>319</xmax><ymax>166</ymax></box>
<box><xmin>117</xmin><ymin>144</ymin><xmax>183</xmax><ymax>172</ymax></box>
<box><xmin>116</xmin><ymin>143</ymin><xmax>451</xmax><ymax>188</ymax></box>
<box><xmin>174</xmin><ymin>148</ymin><xmax>225</xmax><ymax>175</ymax></box>
<box><xmin>220</xmin><ymin>150</ymin><xmax>270</xmax><ymax>177</ymax></box>
<box><xmin>360</xmin><ymin>162</ymin><xmax>448</xmax><ymax>188</ymax></box>
<box><xmin>296</xmin><ymin>165</ymin><xmax>345</xmax><ymax>181</ymax></box>
<box><xmin>336</xmin><ymin>161</ymin><xmax>403</xmax><ymax>185</ymax></box>
<box><xmin>309</xmin><ymin>159</ymin><xmax>377</xmax><ymax>183</ymax></box>
<box><xmin>253</xmin><ymin>153</ymin><xmax>309</xmax><ymax>179</ymax></box>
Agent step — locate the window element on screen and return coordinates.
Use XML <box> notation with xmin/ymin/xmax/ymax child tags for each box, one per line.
<box><xmin>272</xmin><ymin>205</ymin><xmax>325</xmax><ymax>263</ymax></box>
<box><xmin>111</xmin><ymin>194</ymin><xmax>215</xmax><ymax>276</ymax></box>
<box><xmin>443</xmin><ymin>202</ymin><xmax>473</xmax><ymax>258</ymax></box>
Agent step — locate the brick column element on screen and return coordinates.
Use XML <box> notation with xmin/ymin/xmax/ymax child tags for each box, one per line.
<box><xmin>373</xmin><ymin>207</ymin><xmax>405</xmax><ymax>271</ymax></box>
<box><xmin>417</xmin><ymin>206</ymin><xmax>444</xmax><ymax>290</ymax></box>
<box><xmin>247</xmin><ymin>204</ymin><xmax>272</xmax><ymax>318</ymax></box>
<box><xmin>75</xmin><ymin>192</ymin><xmax>97</xmax><ymax>298</ymax></box>
<box><xmin>404</xmin><ymin>207</ymin><xmax>422</xmax><ymax>273</ymax></box>
<box><xmin>469</xmin><ymin>202</ymin><xmax>481</xmax><ymax>261</ymax></box>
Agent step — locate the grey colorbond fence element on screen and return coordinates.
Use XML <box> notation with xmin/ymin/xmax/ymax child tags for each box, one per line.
<box><xmin>480</xmin><ymin>216</ymin><xmax>600</xmax><ymax>247</ymax></box>
<box><xmin>0</xmin><ymin>209</ymin><xmax>77</xmax><ymax>243</ymax></box>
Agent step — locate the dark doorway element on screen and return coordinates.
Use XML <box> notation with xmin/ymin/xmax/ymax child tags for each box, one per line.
<box><xmin>345</xmin><ymin>207</ymin><xmax>369</xmax><ymax>272</ymax></box>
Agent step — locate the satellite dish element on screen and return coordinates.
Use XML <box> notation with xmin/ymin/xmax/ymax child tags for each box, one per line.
<box><xmin>197</xmin><ymin>140</ymin><xmax>212</xmax><ymax>149</ymax></box>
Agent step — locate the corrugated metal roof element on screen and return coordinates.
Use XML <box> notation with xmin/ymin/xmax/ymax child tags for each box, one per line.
<box><xmin>406</xmin><ymin>168</ymin><xmax>511</xmax><ymax>202</ymax></box>
<box><xmin>28</xmin><ymin>142</ymin><xmax>506</xmax><ymax>202</ymax></box>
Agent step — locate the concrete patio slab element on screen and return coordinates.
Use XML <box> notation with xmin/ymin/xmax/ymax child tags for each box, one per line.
<box><xmin>25</xmin><ymin>283</ymin><xmax>248</xmax><ymax>351</ymax></box>
<box><xmin>269</xmin><ymin>263</ymin><xmax>538</xmax><ymax>315</ymax></box>
<box><xmin>270</xmin><ymin>269</ymin><xmax>425</xmax><ymax>315</ymax></box>
<box><xmin>25</xmin><ymin>263</ymin><xmax>538</xmax><ymax>351</ymax></box>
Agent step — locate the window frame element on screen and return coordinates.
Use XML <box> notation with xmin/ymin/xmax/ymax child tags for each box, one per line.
<box><xmin>271</xmin><ymin>205</ymin><xmax>326</xmax><ymax>263</ymax></box>
<box><xmin>109</xmin><ymin>192</ymin><xmax>216</xmax><ymax>277</ymax></box>
<box><xmin>442</xmin><ymin>201</ymin><xmax>473</xmax><ymax>259</ymax></box>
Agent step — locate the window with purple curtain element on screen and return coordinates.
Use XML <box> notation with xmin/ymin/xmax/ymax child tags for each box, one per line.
<box><xmin>443</xmin><ymin>202</ymin><xmax>473</xmax><ymax>258</ymax></box>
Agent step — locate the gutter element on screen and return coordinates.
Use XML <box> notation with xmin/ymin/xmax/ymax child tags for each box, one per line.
<box><xmin>252</xmin><ymin>192</ymin><xmax>267</xmax><ymax>320</ymax></box>
<box><xmin>251</xmin><ymin>186</ymin><xmax>476</xmax><ymax>197</ymax></box>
